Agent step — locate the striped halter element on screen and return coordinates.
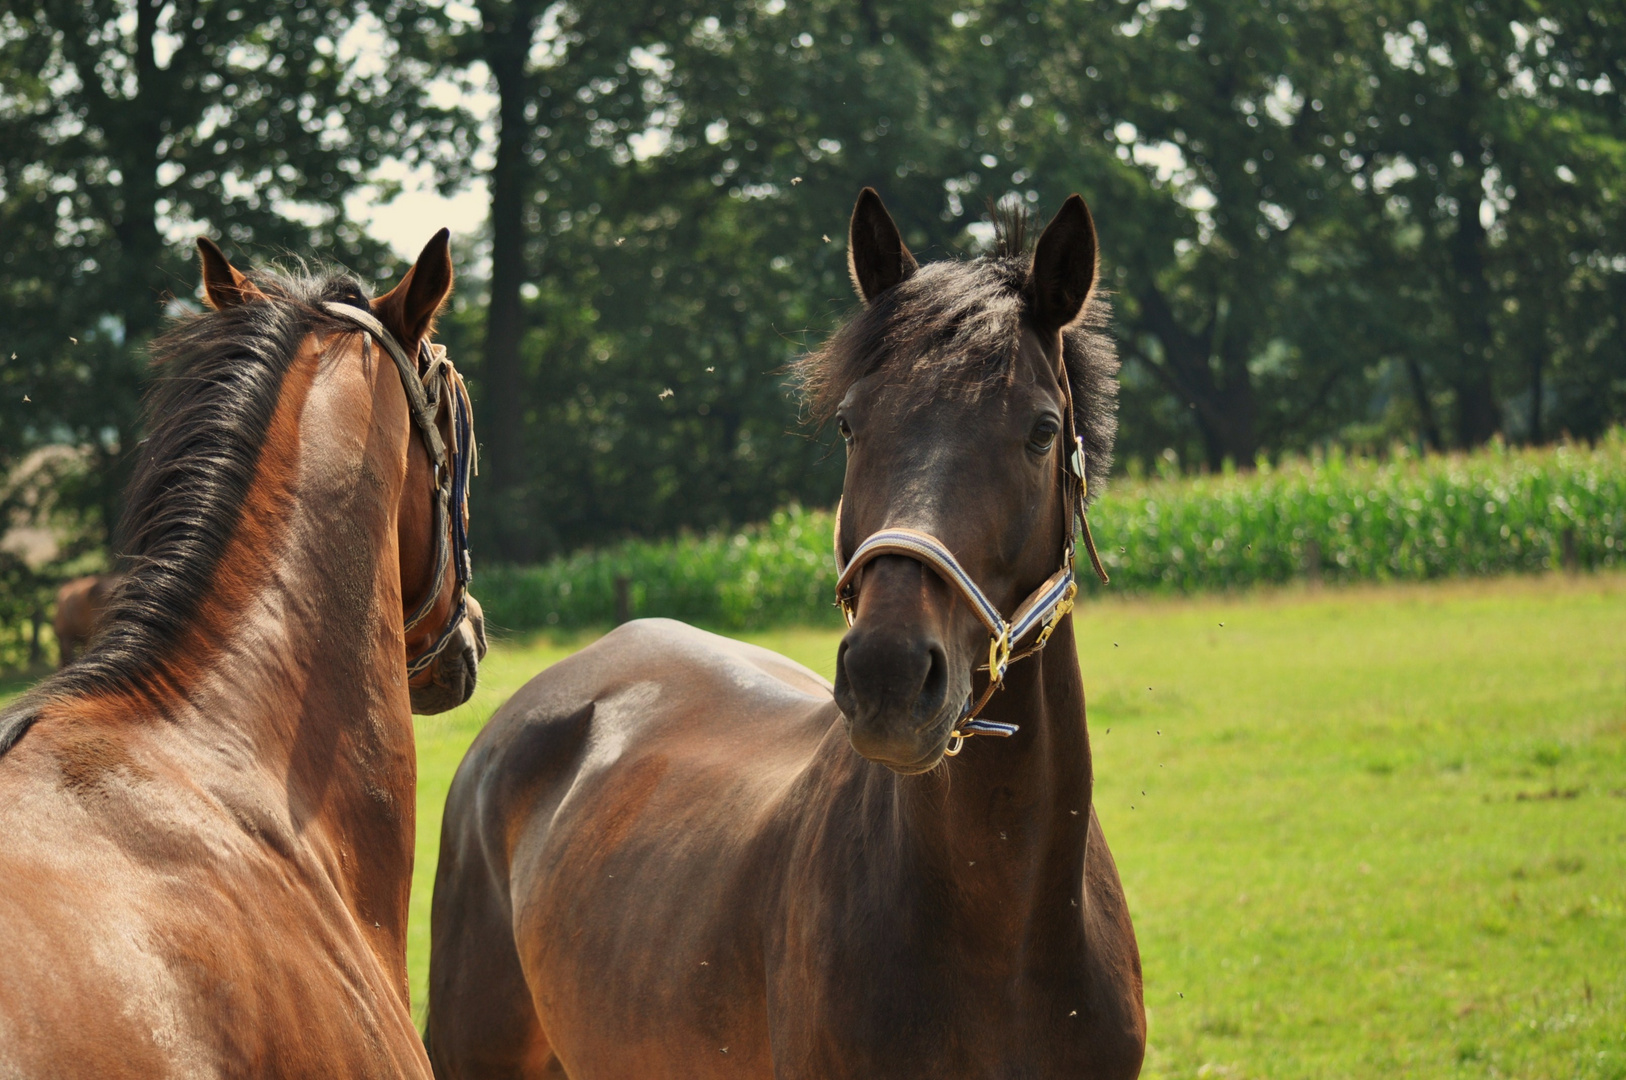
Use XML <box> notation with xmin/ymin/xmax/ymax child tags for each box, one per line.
<box><xmin>322</xmin><ymin>302</ymin><xmax>476</xmax><ymax>679</ymax></box>
<box><xmin>833</xmin><ymin>368</ymin><xmax>1108</xmax><ymax>756</ymax></box>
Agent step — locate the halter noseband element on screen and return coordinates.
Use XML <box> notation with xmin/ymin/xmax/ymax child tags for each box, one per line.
<box><xmin>833</xmin><ymin>365</ymin><xmax>1109</xmax><ymax>757</ymax></box>
<box><xmin>321</xmin><ymin>302</ymin><xmax>476</xmax><ymax>679</ymax></box>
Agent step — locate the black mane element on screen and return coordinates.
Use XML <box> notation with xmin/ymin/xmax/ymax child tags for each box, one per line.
<box><xmin>0</xmin><ymin>267</ymin><xmax>371</xmax><ymax>756</ymax></box>
<box><xmin>796</xmin><ymin>211</ymin><xmax>1119</xmax><ymax>500</ymax></box>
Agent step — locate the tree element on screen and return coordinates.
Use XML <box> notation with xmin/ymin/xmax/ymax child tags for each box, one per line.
<box><xmin>1351</xmin><ymin>1</ymin><xmax>1626</xmax><ymax>447</ymax></box>
<box><xmin>410</xmin><ymin>0</ymin><xmax>984</xmax><ymax>561</ymax></box>
<box><xmin>990</xmin><ymin>0</ymin><xmax>1386</xmax><ymax>468</ymax></box>
<box><xmin>0</xmin><ymin>0</ymin><xmax>445</xmax><ymax>537</ymax></box>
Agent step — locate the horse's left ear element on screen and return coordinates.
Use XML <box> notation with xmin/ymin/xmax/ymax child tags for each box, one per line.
<box><xmin>197</xmin><ymin>238</ymin><xmax>266</xmax><ymax>309</ymax></box>
<box><xmin>373</xmin><ymin>228</ymin><xmax>453</xmax><ymax>352</ymax></box>
<box><xmin>1027</xmin><ymin>195</ymin><xmax>1098</xmax><ymax>336</ymax></box>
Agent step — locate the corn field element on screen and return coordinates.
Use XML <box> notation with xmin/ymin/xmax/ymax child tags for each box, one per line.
<box><xmin>477</xmin><ymin>432</ymin><xmax>1626</xmax><ymax>634</ymax></box>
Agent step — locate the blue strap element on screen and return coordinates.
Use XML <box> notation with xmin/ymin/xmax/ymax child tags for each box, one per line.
<box><xmin>960</xmin><ymin>717</ymin><xmax>1021</xmax><ymax>737</ymax></box>
<box><xmin>836</xmin><ymin>528</ymin><xmax>1009</xmax><ymax>637</ymax></box>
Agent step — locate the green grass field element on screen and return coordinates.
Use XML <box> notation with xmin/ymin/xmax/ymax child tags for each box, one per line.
<box><xmin>412</xmin><ymin>574</ymin><xmax>1625</xmax><ymax>1078</ymax></box>
<box><xmin>2</xmin><ymin>574</ymin><xmax>1619</xmax><ymax>1076</ymax></box>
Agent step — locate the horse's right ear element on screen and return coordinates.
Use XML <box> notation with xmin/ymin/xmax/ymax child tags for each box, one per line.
<box><xmin>848</xmin><ymin>188</ymin><xmax>918</xmax><ymax>303</ymax></box>
<box><xmin>1027</xmin><ymin>195</ymin><xmax>1098</xmax><ymax>336</ymax></box>
<box><xmin>373</xmin><ymin>228</ymin><xmax>454</xmax><ymax>355</ymax></box>
<box><xmin>196</xmin><ymin>238</ymin><xmax>265</xmax><ymax>310</ymax></box>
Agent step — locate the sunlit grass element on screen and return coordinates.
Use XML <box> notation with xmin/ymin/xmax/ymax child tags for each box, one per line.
<box><xmin>410</xmin><ymin>573</ymin><xmax>1626</xmax><ymax>1078</ymax></box>
<box><xmin>3</xmin><ymin>575</ymin><xmax>1619</xmax><ymax>1076</ymax></box>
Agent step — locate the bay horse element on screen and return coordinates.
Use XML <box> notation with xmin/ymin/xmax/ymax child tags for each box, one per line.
<box><xmin>53</xmin><ymin>573</ymin><xmax>120</xmax><ymax>666</ymax></box>
<box><xmin>0</xmin><ymin>230</ymin><xmax>483</xmax><ymax>1077</ymax></box>
<box><xmin>427</xmin><ymin>189</ymin><xmax>1144</xmax><ymax>1078</ymax></box>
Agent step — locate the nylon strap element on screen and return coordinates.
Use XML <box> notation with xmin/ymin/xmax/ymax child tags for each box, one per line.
<box><xmin>320</xmin><ymin>301</ymin><xmax>475</xmax><ymax>677</ymax></box>
<box><xmin>322</xmin><ymin>303</ymin><xmax>448</xmax><ymax>469</ymax></box>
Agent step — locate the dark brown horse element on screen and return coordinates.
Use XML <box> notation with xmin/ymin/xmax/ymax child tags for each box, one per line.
<box><xmin>427</xmin><ymin>189</ymin><xmax>1144</xmax><ymax>1078</ymax></box>
<box><xmin>53</xmin><ymin>573</ymin><xmax>120</xmax><ymax>666</ymax></box>
<box><xmin>0</xmin><ymin>231</ymin><xmax>483</xmax><ymax>1076</ymax></box>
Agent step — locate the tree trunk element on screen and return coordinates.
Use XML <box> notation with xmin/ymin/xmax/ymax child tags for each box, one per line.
<box><xmin>1448</xmin><ymin>192</ymin><xmax>1499</xmax><ymax>447</ymax></box>
<box><xmin>1527</xmin><ymin>320</ymin><xmax>1545</xmax><ymax>445</ymax></box>
<box><xmin>1404</xmin><ymin>355</ymin><xmax>1443</xmax><ymax>451</ymax></box>
<box><xmin>481</xmin><ymin>0</ymin><xmax>540</xmax><ymax>561</ymax></box>
<box><xmin>1445</xmin><ymin>44</ymin><xmax>1499</xmax><ymax>449</ymax></box>
<box><xmin>101</xmin><ymin>0</ymin><xmax>169</xmax><ymax>546</ymax></box>
<box><xmin>1135</xmin><ymin>285</ymin><xmax>1259</xmax><ymax>470</ymax></box>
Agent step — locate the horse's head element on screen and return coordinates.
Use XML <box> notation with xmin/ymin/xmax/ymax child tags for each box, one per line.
<box><xmin>807</xmin><ymin>188</ymin><xmax>1117</xmax><ymax>773</ymax></box>
<box><xmin>197</xmin><ymin>231</ymin><xmax>485</xmax><ymax>713</ymax></box>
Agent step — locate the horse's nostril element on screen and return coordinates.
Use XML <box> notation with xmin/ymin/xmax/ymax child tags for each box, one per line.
<box><xmin>834</xmin><ymin>629</ymin><xmax>949</xmax><ymax>728</ymax></box>
<box><xmin>914</xmin><ymin>643</ymin><xmax>949</xmax><ymax>724</ymax></box>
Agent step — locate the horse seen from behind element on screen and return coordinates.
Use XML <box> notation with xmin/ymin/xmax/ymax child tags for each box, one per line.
<box><xmin>427</xmin><ymin>188</ymin><xmax>1144</xmax><ymax>1078</ymax></box>
<box><xmin>53</xmin><ymin>573</ymin><xmax>121</xmax><ymax>667</ymax></box>
<box><xmin>0</xmin><ymin>230</ymin><xmax>483</xmax><ymax>1077</ymax></box>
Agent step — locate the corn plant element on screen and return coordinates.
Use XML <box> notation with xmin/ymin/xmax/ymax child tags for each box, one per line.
<box><xmin>477</xmin><ymin>432</ymin><xmax>1626</xmax><ymax>633</ymax></box>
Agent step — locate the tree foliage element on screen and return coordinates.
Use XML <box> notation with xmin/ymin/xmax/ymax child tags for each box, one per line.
<box><xmin>0</xmin><ymin>0</ymin><xmax>451</xmax><ymax>543</ymax></box>
<box><xmin>403</xmin><ymin>0</ymin><xmax>1623</xmax><ymax>562</ymax></box>
<box><xmin>2</xmin><ymin>0</ymin><xmax>1622</xmax><ymax>573</ymax></box>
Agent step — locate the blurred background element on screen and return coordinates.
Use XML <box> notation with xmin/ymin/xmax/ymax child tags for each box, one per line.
<box><xmin>3</xmin><ymin>5</ymin><xmax>1624</xmax><ymax>1075</ymax></box>
<box><xmin>2</xmin><ymin>0</ymin><xmax>1624</xmax><ymax>655</ymax></box>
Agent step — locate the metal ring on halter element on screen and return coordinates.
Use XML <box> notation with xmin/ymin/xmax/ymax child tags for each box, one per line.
<box><xmin>320</xmin><ymin>303</ymin><xmax>476</xmax><ymax>677</ymax></box>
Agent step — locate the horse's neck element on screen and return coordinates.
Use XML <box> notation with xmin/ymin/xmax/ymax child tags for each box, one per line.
<box><xmin>183</xmin><ymin>345</ymin><xmax>417</xmax><ymax>984</ymax></box>
<box><xmin>891</xmin><ymin>617</ymin><xmax>1092</xmax><ymax>934</ymax></box>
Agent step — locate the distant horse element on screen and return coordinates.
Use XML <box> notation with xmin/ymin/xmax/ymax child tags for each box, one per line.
<box><xmin>427</xmin><ymin>189</ymin><xmax>1144</xmax><ymax>1078</ymax></box>
<box><xmin>0</xmin><ymin>230</ymin><xmax>483</xmax><ymax>1077</ymax></box>
<box><xmin>53</xmin><ymin>573</ymin><xmax>120</xmax><ymax>666</ymax></box>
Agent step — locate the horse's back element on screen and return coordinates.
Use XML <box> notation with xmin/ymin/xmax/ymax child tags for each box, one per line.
<box><xmin>504</xmin><ymin>616</ymin><xmax>830</xmax><ymax>724</ymax></box>
<box><xmin>429</xmin><ymin>619</ymin><xmax>834</xmax><ymax>1078</ymax></box>
<box><xmin>440</xmin><ymin>617</ymin><xmax>834</xmax><ymax>906</ymax></box>
<box><xmin>458</xmin><ymin>617</ymin><xmax>829</xmax><ymax>802</ymax></box>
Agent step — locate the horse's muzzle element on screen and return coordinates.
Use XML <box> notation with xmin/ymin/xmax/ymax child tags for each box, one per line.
<box><xmin>833</xmin><ymin>622</ymin><xmax>960</xmax><ymax>773</ymax></box>
<box><xmin>410</xmin><ymin>596</ymin><xmax>487</xmax><ymax>715</ymax></box>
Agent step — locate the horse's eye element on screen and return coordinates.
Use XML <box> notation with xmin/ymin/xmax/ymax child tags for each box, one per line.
<box><xmin>838</xmin><ymin>418</ymin><xmax>853</xmax><ymax>445</ymax></box>
<box><xmin>1028</xmin><ymin>421</ymin><xmax>1059</xmax><ymax>453</ymax></box>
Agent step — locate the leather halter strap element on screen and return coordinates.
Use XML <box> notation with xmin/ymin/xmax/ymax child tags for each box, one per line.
<box><xmin>321</xmin><ymin>302</ymin><xmax>476</xmax><ymax>678</ymax></box>
<box><xmin>832</xmin><ymin>358</ymin><xmax>1109</xmax><ymax>753</ymax></box>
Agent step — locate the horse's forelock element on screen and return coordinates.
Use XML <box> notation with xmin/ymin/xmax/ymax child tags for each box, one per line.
<box><xmin>797</xmin><ymin>254</ymin><xmax>1118</xmax><ymax>497</ymax></box>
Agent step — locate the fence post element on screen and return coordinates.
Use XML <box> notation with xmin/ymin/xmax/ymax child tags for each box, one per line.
<box><xmin>1561</xmin><ymin>528</ymin><xmax>1578</xmax><ymax>574</ymax></box>
<box><xmin>1303</xmin><ymin>539</ymin><xmax>1322</xmax><ymax>587</ymax></box>
<box><xmin>29</xmin><ymin>607</ymin><xmax>44</xmax><ymax>668</ymax></box>
<box><xmin>614</xmin><ymin>576</ymin><xmax>631</xmax><ymax>624</ymax></box>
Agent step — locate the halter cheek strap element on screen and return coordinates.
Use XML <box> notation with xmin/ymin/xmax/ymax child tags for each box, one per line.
<box><xmin>320</xmin><ymin>302</ymin><xmax>476</xmax><ymax>679</ymax></box>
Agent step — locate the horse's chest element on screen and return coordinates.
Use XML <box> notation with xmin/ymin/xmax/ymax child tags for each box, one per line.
<box><xmin>768</xmin><ymin>933</ymin><xmax>1109</xmax><ymax>1079</ymax></box>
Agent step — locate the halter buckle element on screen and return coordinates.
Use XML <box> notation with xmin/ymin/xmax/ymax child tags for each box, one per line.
<box><xmin>987</xmin><ymin>627</ymin><xmax>1012</xmax><ymax>685</ymax></box>
<box><xmin>1031</xmin><ymin>581</ymin><xmax>1077</xmax><ymax>652</ymax></box>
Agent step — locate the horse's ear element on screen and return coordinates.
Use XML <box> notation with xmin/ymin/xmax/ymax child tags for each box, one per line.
<box><xmin>1027</xmin><ymin>195</ymin><xmax>1098</xmax><ymax>335</ymax></box>
<box><xmin>373</xmin><ymin>228</ymin><xmax>453</xmax><ymax>351</ymax></box>
<box><xmin>196</xmin><ymin>238</ymin><xmax>265</xmax><ymax>310</ymax></box>
<box><xmin>848</xmin><ymin>188</ymin><xmax>917</xmax><ymax>303</ymax></box>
